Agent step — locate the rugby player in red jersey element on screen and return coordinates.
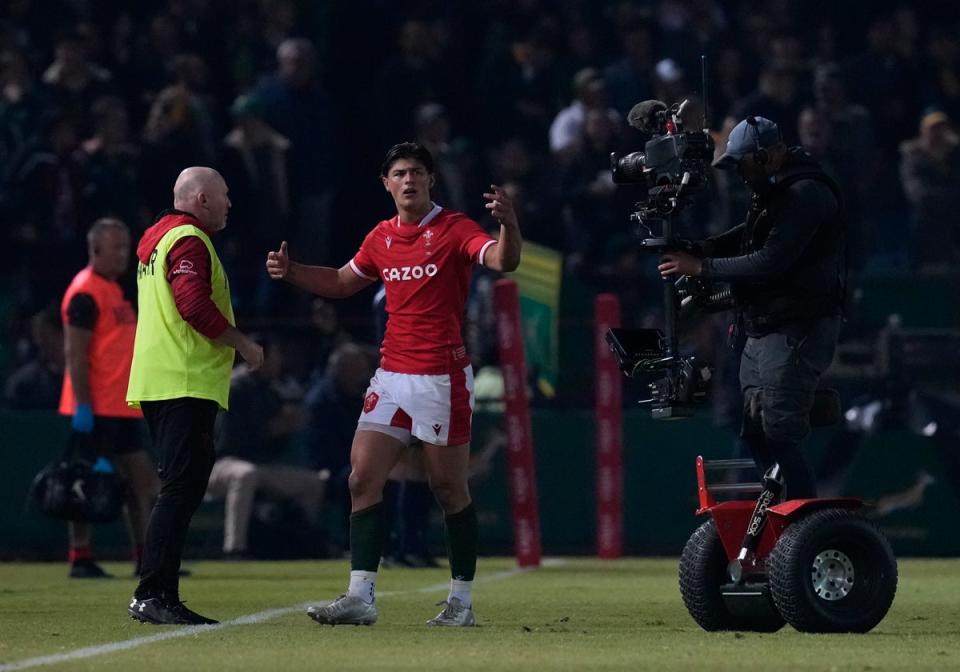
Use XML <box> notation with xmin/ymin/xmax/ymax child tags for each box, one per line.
<box><xmin>266</xmin><ymin>142</ymin><xmax>521</xmax><ymax>626</ymax></box>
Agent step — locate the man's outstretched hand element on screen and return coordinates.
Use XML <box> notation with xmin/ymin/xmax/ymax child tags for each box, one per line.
<box><xmin>266</xmin><ymin>241</ymin><xmax>289</xmax><ymax>280</ymax></box>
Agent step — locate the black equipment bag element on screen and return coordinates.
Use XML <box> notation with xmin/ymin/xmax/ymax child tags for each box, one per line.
<box><xmin>29</xmin><ymin>434</ymin><xmax>125</xmax><ymax>523</ymax></box>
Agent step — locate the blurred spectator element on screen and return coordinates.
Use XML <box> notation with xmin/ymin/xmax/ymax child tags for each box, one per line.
<box><xmin>374</xmin><ymin>18</ymin><xmax>458</xmax><ymax>144</ymax></box>
<box><xmin>812</xmin><ymin>64</ymin><xmax>875</xmax><ymax>171</ymax></box>
<box><xmin>549</xmin><ymin>68</ymin><xmax>622</xmax><ymax>162</ymax></box>
<box><xmin>207</xmin><ymin>339</ymin><xmax>322</xmax><ymax>559</ymax></box>
<box><xmin>301</xmin><ymin>297</ymin><xmax>355</xmax><ymax>378</ymax></box>
<box><xmin>75</xmin><ymin>96</ymin><xmax>143</xmax><ymax>228</ymax></box>
<box><xmin>223</xmin><ymin>4</ymin><xmax>275</xmax><ymax>93</ymax></box>
<box><xmin>139</xmin><ymin>54</ymin><xmax>217</xmax><ymax>214</ymax></box>
<box><xmin>812</xmin><ymin>63</ymin><xmax>875</xmax><ymax>266</ymax></box>
<box><xmin>256</xmin><ymin>38</ymin><xmax>339</xmax><ymax>265</ymax></box>
<box><xmin>2</xmin><ymin>306</ymin><xmax>63</xmax><ymax>410</ymax></box>
<box><xmin>797</xmin><ymin>107</ymin><xmax>837</xmax><ymax>172</ymax></box>
<box><xmin>768</xmin><ymin>32</ymin><xmax>806</xmax><ymax>72</ymax></box>
<box><xmin>797</xmin><ymin>105</ymin><xmax>870</xmax><ymax>268</ymax></box>
<box><xmin>478</xmin><ymin>24</ymin><xmax>562</xmax><ymax>152</ymax></box>
<box><xmin>728</xmin><ymin>64</ymin><xmax>802</xmax><ymax>144</ymax></box>
<box><xmin>464</xmin><ymin>266</ymin><xmax>499</xmax><ymax>394</ymax></box>
<box><xmin>706</xmin><ymin>47</ymin><xmax>748</xmax><ymax>128</ymax></box>
<box><xmin>0</xmin><ymin>48</ymin><xmax>45</xmax><ymax>168</ymax></box>
<box><xmin>101</xmin><ymin>11</ymin><xmax>136</xmax><ymax>101</ymax></box>
<box><xmin>2</xmin><ymin>111</ymin><xmax>89</xmax><ymax>302</ymax></box>
<box><xmin>414</xmin><ymin>103</ymin><xmax>475</xmax><ymax>216</ymax></box>
<box><xmin>260</xmin><ymin>0</ymin><xmax>301</xmax><ymax>52</ymax></box>
<box><xmin>656</xmin><ymin>0</ymin><xmax>728</xmax><ymax>80</ymax></box>
<box><xmin>652</xmin><ymin>58</ymin><xmax>690</xmax><ymax>108</ymax></box>
<box><xmin>923</xmin><ymin>26</ymin><xmax>960</xmax><ymax>122</ymax></box>
<box><xmin>41</xmin><ymin>27</ymin><xmax>114</xmax><ymax>123</ymax></box>
<box><xmin>556</xmin><ymin>18</ymin><xmax>601</xmax><ymax>88</ymax></box>
<box><xmin>383</xmin><ymin>447</ymin><xmax>438</xmax><ymax>568</ymax></box>
<box><xmin>303</xmin><ymin>342</ymin><xmax>375</xmax><ymax>543</ymax></box>
<box><xmin>128</xmin><ymin>13</ymin><xmax>183</xmax><ymax>109</ymax></box>
<box><xmin>487</xmin><ymin>136</ymin><xmax>560</xmax><ymax>249</ymax></box>
<box><xmin>843</xmin><ymin>13</ymin><xmax>920</xmax><ymax>153</ymax></box>
<box><xmin>899</xmin><ymin>110</ymin><xmax>960</xmax><ymax>271</ymax></box>
<box><xmin>560</xmin><ymin>109</ymin><xmax>627</xmax><ymax>274</ymax></box>
<box><xmin>603</xmin><ymin>19</ymin><xmax>655</xmax><ymax>117</ymax></box>
<box><xmin>218</xmin><ymin>93</ymin><xmax>291</xmax><ymax>316</ymax></box>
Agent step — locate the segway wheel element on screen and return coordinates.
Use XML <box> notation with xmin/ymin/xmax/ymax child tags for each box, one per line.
<box><xmin>767</xmin><ymin>508</ymin><xmax>897</xmax><ymax>633</ymax></box>
<box><xmin>679</xmin><ymin>519</ymin><xmax>785</xmax><ymax>632</ymax></box>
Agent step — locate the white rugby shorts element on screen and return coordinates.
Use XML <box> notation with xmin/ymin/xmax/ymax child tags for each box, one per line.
<box><xmin>357</xmin><ymin>366</ymin><xmax>474</xmax><ymax>446</ymax></box>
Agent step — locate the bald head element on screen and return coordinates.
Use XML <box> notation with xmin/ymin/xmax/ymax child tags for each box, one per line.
<box><xmin>173</xmin><ymin>166</ymin><xmax>222</xmax><ymax>204</ymax></box>
<box><xmin>173</xmin><ymin>166</ymin><xmax>231</xmax><ymax>231</ymax></box>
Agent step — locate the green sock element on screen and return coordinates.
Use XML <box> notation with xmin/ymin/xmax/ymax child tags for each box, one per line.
<box><xmin>350</xmin><ymin>502</ymin><xmax>385</xmax><ymax>572</ymax></box>
<box><xmin>444</xmin><ymin>503</ymin><xmax>478</xmax><ymax>581</ymax></box>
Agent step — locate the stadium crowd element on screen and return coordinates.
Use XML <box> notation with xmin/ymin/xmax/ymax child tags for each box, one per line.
<box><xmin>2</xmin><ymin>0</ymin><xmax>959</xmax><ymax>556</ymax></box>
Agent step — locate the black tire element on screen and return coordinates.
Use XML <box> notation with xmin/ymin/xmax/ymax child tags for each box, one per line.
<box><xmin>679</xmin><ymin>519</ymin><xmax>785</xmax><ymax>632</ymax></box>
<box><xmin>767</xmin><ymin>508</ymin><xmax>897</xmax><ymax>633</ymax></box>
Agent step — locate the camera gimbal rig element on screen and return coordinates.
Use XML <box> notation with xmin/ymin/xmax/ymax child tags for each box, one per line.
<box><xmin>604</xmin><ymin>94</ymin><xmax>726</xmax><ymax>419</ymax></box>
<box><xmin>606</xmin><ymin>208</ymin><xmax>713</xmax><ymax>419</ymax></box>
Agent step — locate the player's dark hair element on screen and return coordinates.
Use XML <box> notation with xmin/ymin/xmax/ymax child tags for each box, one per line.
<box><xmin>380</xmin><ymin>142</ymin><xmax>434</xmax><ymax>177</ymax></box>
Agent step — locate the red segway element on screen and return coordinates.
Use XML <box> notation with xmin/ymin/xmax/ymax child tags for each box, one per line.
<box><xmin>679</xmin><ymin>456</ymin><xmax>898</xmax><ymax>633</ymax></box>
<box><xmin>603</xmin><ymin>326</ymin><xmax>897</xmax><ymax>633</ymax></box>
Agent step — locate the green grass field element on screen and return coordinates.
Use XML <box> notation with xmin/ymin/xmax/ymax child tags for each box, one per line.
<box><xmin>1</xmin><ymin>557</ymin><xmax>958</xmax><ymax>671</ymax></box>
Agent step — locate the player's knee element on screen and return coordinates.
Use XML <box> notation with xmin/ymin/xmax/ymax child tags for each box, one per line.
<box><xmin>428</xmin><ymin>478</ymin><xmax>468</xmax><ymax>512</ymax></box>
<box><xmin>347</xmin><ymin>468</ymin><xmax>382</xmax><ymax>501</ymax></box>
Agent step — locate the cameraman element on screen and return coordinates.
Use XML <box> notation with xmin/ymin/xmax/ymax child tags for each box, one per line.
<box><xmin>658</xmin><ymin>117</ymin><xmax>844</xmax><ymax>498</ymax></box>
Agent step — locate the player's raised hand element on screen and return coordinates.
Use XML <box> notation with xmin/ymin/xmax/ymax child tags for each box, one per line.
<box><xmin>484</xmin><ymin>184</ymin><xmax>518</xmax><ymax>229</ymax></box>
<box><xmin>266</xmin><ymin>241</ymin><xmax>289</xmax><ymax>280</ymax></box>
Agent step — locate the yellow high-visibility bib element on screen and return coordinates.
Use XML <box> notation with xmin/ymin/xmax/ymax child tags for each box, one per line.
<box><xmin>127</xmin><ymin>224</ymin><xmax>235</xmax><ymax>409</ymax></box>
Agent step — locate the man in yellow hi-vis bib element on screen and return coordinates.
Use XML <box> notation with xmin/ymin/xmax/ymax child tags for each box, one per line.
<box><xmin>126</xmin><ymin>167</ymin><xmax>263</xmax><ymax>625</ymax></box>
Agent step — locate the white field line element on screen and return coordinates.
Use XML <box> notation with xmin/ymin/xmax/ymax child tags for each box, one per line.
<box><xmin>0</xmin><ymin>559</ymin><xmax>565</xmax><ymax>672</ymax></box>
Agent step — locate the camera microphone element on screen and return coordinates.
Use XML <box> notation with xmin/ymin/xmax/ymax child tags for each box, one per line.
<box><xmin>627</xmin><ymin>100</ymin><xmax>668</xmax><ymax>134</ymax></box>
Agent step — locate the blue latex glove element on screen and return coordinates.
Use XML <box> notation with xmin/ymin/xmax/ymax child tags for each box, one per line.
<box><xmin>72</xmin><ymin>403</ymin><xmax>94</xmax><ymax>433</ymax></box>
<box><xmin>92</xmin><ymin>457</ymin><xmax>115</xmax><ymax>473</ymax></box>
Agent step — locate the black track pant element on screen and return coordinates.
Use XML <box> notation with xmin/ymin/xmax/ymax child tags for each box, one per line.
<box><xmin>134</xmin><ymin>398</ymin><xmax>218</xmax><ymax>602</ymax></box>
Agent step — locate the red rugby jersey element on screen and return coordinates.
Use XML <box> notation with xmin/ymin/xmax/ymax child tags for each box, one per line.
<box><xmin>350</xmin><ymin>204</ymin><xmax>496</xmax><ymax>374</ymax></box>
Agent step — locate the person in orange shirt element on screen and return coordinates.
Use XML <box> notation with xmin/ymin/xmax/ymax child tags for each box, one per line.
<box><xmin>59</xmin><ymin>217</ymin><xmax>160</xmax><ymax>578</ymax></box>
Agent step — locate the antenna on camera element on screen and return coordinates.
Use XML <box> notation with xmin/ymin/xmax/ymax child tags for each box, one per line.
<box><xmin>701</xmin><ymin>54</ymin><xmax>709</xmax><ymax>132</ymax></box>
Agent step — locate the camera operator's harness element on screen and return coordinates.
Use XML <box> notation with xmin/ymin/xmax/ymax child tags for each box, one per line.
<box><xmin>732</xmin><ymin>166</ymin><xmax>848</xmax><ymax>339</ymax></box>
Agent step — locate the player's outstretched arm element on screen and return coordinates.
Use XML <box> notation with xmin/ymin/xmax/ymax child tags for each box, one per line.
<box><xmin>482</xmin><ymin>184</ymin><xmax>522</xmax><ymax>272</ymax></box>
<box><xmin>266</xmin><ymin>241</ymin><xmax>373</xmax><ymax>299</ymax></box>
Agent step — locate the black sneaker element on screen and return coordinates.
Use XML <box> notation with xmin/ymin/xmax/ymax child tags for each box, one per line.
<box><xmin>70</xmin><ymin>560</ymin><xmax>113</xmax><ymax>579</ymax></box>
<box><xmin>128</xmin><ymin>597</ymin><xmax>219</xmax><ymax>625</ymax></box>
<box><xmin>132</xmin><ymin>565</ymin><xmax>192</xmax><ymax>578</ymax></box>
<box><xmin>169</xmin><ymin>601</ymin><xmax>218</xmax><ymax>625</ymax></box>
<box><xmin>178</xmin><ymin>567</ymin><xmax>193</xmax><ymax>577</ymax></box>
